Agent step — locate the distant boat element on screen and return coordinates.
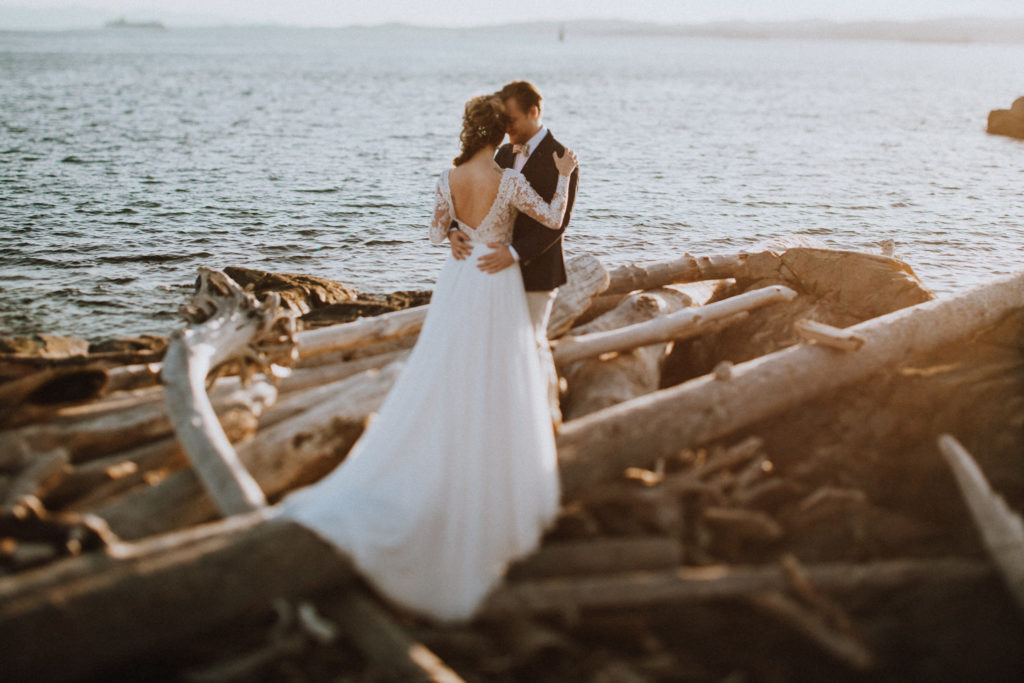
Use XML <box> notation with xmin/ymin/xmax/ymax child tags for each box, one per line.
<box><xmin>104</xmin><ymin>18</ymin><xmax>167</xmax><ymax>30</ymax></box>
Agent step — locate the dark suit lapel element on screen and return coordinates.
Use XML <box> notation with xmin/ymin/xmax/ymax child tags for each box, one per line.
<box><xmin>495</xmin><ymin>144</ymin><xmax>514</xmax><ymax>169</ymax></box>
<box><xmin>520</xmin><ymin>131</ymin><xmax>554</xmax><ymax>177</ymax></box>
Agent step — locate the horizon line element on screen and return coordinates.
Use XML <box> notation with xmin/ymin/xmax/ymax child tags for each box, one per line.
<box><xmin>5</xmin><ymin>15</ymin><xmax>1024</xmax><ymax>33</ymax></box>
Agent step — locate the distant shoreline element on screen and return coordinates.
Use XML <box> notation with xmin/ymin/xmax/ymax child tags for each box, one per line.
<box><xmin>2</xmin><ymin>17</ymin><xmax>1024</xmax><ymax>45</ymax></box>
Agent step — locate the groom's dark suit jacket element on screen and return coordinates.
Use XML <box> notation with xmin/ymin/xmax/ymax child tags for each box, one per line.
<box><xmin>496</xmin><ymin>130</ymin><xmax>579</xmax><ymax>292</ymax></box>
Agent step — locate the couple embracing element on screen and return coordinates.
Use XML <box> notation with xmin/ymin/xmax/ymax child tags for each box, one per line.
<box><xmin>274</xmin><ymin>80</ymin><xmax>580</xmax><ymax>621</ymax></box>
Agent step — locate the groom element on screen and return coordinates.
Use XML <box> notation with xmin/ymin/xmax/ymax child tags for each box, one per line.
<box><xmin>449</xmin><ymin>80</ymin><xmax>579</xmax><ymax>425</ymax></box>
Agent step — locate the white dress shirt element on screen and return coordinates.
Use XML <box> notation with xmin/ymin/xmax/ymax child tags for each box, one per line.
<box><xmin>507</xmin><ymin>126</ymin><xmax>549</xmax><ymax>261</ymax></box>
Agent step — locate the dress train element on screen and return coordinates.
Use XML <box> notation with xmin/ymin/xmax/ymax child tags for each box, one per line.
<box><xmin>272</xmin><ymin>242</ymin><xmax>560</xmax><ymax>621</ymax></box>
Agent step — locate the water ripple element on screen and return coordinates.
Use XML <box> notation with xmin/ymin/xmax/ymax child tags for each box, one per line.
<box><xmin>2</xmin><ymin>28</ymin><xmax>1023</xmax><ymax>341</ymax></box>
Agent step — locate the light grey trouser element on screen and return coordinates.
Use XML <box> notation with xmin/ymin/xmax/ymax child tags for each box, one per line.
<box><xmin>525</xmin><ymin>288</ymin><xmax>561</xmax><ymax>425</ymax></box>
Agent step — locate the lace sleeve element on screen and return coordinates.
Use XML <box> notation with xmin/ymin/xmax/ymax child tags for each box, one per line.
<box><xmin>429</xmin><ymin>176</ymin><xmax>452</xmax><ymax>245</ymax></box>
<box><xmin>510</xmin><ymin>172</ymin><xmax>570</xmax><ymax>230</ymax></box>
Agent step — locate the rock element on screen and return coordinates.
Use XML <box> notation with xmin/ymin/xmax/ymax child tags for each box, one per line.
<box><xmin>0</xmin><ymin>333</ymin><xmax>168</xmax><ymax>384</ymax></box>
<box><xmin>1012</xmin><ymin>96</ymin><xmax>1024</xmax><ymax>118</ymax></box>
<box><xmin>221</xmin><ymin>266</ymin><xmax>431</xmax><ymax>329</ymax></box>
<box><xmin>297</xmin><ymin>290</ymin><xmax>431</xmax><ymax>329</ymax></box>
<box><xmin>986</xmin><ymin>97</ymin><xmax>1024</xmax><ymax>140</ymax></box>
<box><xmin>87</xmin><ymin>334</ymin><xmax>167</xmax><ymax>355</ymax></box>
<box><xmin>222</xmin><ymin>266</ymin><xmax>361</xmax><ymax>315</ymax></box>
<box><xmin>0</xmin><ymin>334</ymin><xmax>89</xmax><ymax>359</ymax></box>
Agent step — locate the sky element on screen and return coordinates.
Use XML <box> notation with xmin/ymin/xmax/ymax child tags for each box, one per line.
<box><xmin>3</xmin><ymin>0</ymin><xmax>1024</xmax><ymax>29</ymax></box>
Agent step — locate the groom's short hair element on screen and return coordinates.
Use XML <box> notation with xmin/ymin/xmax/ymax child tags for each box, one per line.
<box><xmin>499</xmin><ymin>81</ymin><xmax>542</xmax><ymax>115</ymax></box>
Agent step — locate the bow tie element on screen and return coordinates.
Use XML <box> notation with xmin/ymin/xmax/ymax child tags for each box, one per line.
<box><xmin>512</xmin><ymin>143</ymin><xmax>530</xmax><ymax>158</ymax></box>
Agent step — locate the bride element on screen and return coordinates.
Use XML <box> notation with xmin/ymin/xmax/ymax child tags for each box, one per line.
<box><xmin>273</xmin><ymin>94</ymin><xmax>578</xmax><ymax>621</ymax></box>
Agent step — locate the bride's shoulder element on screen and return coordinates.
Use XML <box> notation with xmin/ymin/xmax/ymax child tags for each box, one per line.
<box><xmin>436</xmin><ymin>167</ymin><xmax>454</xmax><ymax>187</ymax></box>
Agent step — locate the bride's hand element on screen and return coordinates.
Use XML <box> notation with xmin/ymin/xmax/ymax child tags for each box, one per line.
<box><xmin>553</xmin><ymin>148</ymin><xmax>577</xmax><ymax>176</ymax></box>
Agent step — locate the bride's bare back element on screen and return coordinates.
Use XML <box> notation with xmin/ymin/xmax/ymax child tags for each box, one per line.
<box><xmin>447</xmin><ymin>159</ymin><xmax>505</xmax><ymax>229</ymax></box>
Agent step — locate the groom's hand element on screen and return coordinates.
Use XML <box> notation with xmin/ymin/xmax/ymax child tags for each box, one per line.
<box><xmin>449</xmin><ymin>229</ymin><xmax>472</xmax><ymax>260</ymax></box>
<box><xmin>478</xmin><ymin>243</ymin><xmax>515</xmax><ymax>274</ymax></box>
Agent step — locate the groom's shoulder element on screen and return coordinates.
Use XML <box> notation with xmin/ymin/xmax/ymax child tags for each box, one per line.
<box><xmin>541</xmin><ymin>130</ymin><xmax>566</xmax><ymax>153</ymax></box>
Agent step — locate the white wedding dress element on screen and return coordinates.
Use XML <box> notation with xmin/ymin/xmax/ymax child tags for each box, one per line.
<box><xmin>272</xmin><ymin>167</ymin><xmax>572</xmax><ymax>621</ymax></box>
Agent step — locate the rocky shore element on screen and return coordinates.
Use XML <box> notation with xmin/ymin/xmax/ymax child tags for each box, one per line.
<box><xmin>0</xmin><ymin>265</ymin><xmax>431</xmax><ymax>384</ymax></box>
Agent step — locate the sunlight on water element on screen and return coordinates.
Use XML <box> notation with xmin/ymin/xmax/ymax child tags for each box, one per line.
<box><xmin>1</xmin><ymin>27</ymin><xmax>1022</xmax><ymax>341</ymax></box>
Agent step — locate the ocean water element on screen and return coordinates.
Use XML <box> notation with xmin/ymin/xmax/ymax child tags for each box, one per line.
<box><xmin>1</xmin><ymin>26</ymin><xmax>1022</xmax><ymax>342</ymax></box>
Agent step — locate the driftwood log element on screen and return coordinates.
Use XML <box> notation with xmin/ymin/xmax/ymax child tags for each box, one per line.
<box><xmin>296</xmin><ymin>306</ymin><xmax>427</xmax><ymax>359</ymax></box>
<box><xmin>793</xmin><ymin>318</ymin><xmax>866</xmax><ymax>352</ymax></box>
<box><xmin>553</xmin><ymin>284</ymin><xmax>796</xmax><ymax>366</ymax></box>
<box><xmin>507</xmin><ymin>536</ymin><xmax>682</xmax><ymax>580</ymax></box>
<box><xmin>484</xmin><ymin>557</ymin><xmax>992</xmax><ymax>615</ymax></box>
<box><xmin>938</xmin><ymin>433</ymin><xmax>1024</xmax><ymax>613</ymax></box>
<box><xmin>0</xmin><ymin>366</ymin><xmax>109</xmax><ymax>429</ymax></box>
<box><xmin>555</xmin><ymin>269</ymin><xmax>1024</xmax><ymax>498</ymax></box>
<box><xmin>0</xmin><ymin>514</ymin><xmax>354</xmax><ymax>682</ymax></box>
<box><xmin>604</xmin><ymin>253</ymin><xmax>748</xmax><ymax>295</ymax></box>
<box><xmin>546</xmin><ymin>254</ymin><xmax>611</xmax><ymax>338</ymax></box>
<box><xmin>96</xmin><ymin>364</ymin><xmax>400</xmax><ymax>540</ymax></box>
<box><xmin>560</xmin><ymin>288</ymin><xmax>692</xmax><ymax>420</ymax></box>
<box><xmin>160</xmin><ymin>267</ymin><xmax>299</xmax><ymax>515</ymax></box>
<box><xmin>0</xmin><ymin>359</ymin><xmax>285</xmax><ymax>469</ymax></box>
<box><xmin>0</xmin><ymin>257</ymin><xmax>1021</xmax><ymax>681</ymax></box>
<box><xmin>1</xmin><ymin>351</ymin><xmax>405</xmax><ymax>512</ymax></box>
<box><xmin>4</xmin><ymin>506</ymin><xmax>992</xmax><ymax>683</ymax></box>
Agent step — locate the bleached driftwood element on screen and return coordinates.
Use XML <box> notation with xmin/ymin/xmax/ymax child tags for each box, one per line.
<box><xmin>794</xmin><ymin>319</ymin><xmax>865</xmax><ymax>352</ymax></box>
<box><xmin>484</xmin><ymin>558</ymin><xmax>991</xmax><ymax>615</ymax></box>
<box><xmin>296</xmin><ymin>306</ymin><xmax>427</xmax><ymax>359</ymax></box>
<box><xmin>604</xmin><ymin>252</ymin><xmax>748</xmax><ymax>295</ymax></box>
<box><xmin>53</xmin><ymin>438</ymin><xmax>188</xmax><ymax>512</ymax></box>
<box><xmin>260</xmin><ymin>350</ymin><xmax>408</xmax><ymax>427</ymax></box>
<box><xmin>571</xmin><ymin>292</ymin><xmax>628</xmax><ymax>327</ymax></box>
<box><xmin>49</xmin><ymin>381</ymin><xmax>279</xmax><ymax>512</ymax></box>
<box><xmin>0</xmin><ymin>366</ymin><xmax>109</xmax><ymax>428</ymax></box>
<box><xmin>161</xmin><ymin>267</ymin><xmax>298</xmax><ymax>516</ymax></box>
<box><xmin>45</xmin><ymin>379</ymin><xmax>296</xmax><ymax>513</ymax></box>
<box><xmin>553</xmin><ymin>285</ymin><xmax>796</xmax><ymax>367</ymax></box>
<box><xmin>97</xmin><ymin>364</ymin><xmax>400</xmax><ymax>539</ymax></box>
<box><xmin>101</xmin><ymin>361</ymin><xmax>163</xmax><ymax>394</ymax></box>
<box><xmin>293</xmin><ymin>333</ymin><xmax>417</xmax><ymax>369</ymax></box>
<box><xmin>555</xmin><ymin>270</ymin><xmax>1024</xmax><ymax>498</ymax></box>
<box><xmin>560</xmin><ymin>289</ymin><xmax>691</xmax><ymax>420</ymax></box>
<box><xmin>937</xmin><ymin>434</ymin><xmax>1024</xmax><ymax>613</ymax></box>
<box><xmin>0</xmin><ymin>359</ymin><xmax>284</xmax><ymax>470</ymax></box>
<box><xmin>269</xmin><ymin>348</ymin><xmax>407</xmax><ymax>398</ymax></box>
<box><xmin>547</xmin><ymin>254</ymin><xmax>611</xmax><ymax>338</ymax></box>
